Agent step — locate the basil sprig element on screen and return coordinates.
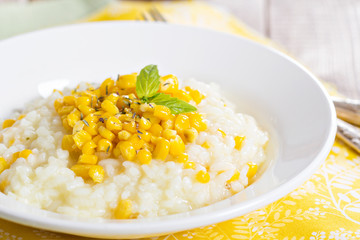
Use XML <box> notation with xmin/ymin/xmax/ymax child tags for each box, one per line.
<box><xmin>135</xmin><ymin>65</ymin><xmax>197</xmax><ymax>114</ymax></box>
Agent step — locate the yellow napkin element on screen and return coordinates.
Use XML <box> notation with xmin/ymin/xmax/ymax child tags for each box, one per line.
<box><xmin>1</xmin><ymin>1</ymin><xmax>360</xmax><ymax>239</ymax></box>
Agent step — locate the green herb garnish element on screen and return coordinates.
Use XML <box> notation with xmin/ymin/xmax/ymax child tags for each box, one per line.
<box><xmin>136</xmin><ymin>64</ymin><xmax>197</xmax><ymax>114</ymax></box>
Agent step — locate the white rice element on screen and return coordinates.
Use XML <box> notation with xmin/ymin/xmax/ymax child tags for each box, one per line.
<box><xmin>0</xmin><ymin>79</ymin><xmax>268</xmax><ymax>219</ymax></box>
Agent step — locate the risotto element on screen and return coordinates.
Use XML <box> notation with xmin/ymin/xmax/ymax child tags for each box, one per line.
<box><xmin>0</xmin><ymin>65</ymin><xmax>268</xmax><ymax>219</ymax></box>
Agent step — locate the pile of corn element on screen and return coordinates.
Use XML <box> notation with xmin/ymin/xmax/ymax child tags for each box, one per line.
<box><xmin>54</xmin><ymin>73</ymin><xmax>210</xmax><ymax>184</ymax></box>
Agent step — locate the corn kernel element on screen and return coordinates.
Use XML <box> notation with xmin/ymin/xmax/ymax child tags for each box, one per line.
<box><xmin>73</xmin><ymin>130</ymin><xmax>92</xmax><ymax>149</ymax></box>
<box><xmin>54</xmin><ymin>98</ymin><xmax>63</xmax><ymax>111</ymax></box>
<box><xmin>97</xmin><ymin>138</ymin><xmax>113</xmax><ymax>153</ymax></box>
<box><xmin>62</xmin><ymin>117</ymin><xmax>72</xmax><ymax>131</ymax></box>
<box><xmin>139</xmin><ymin>103</ymin><xmax>154</xmax><ymax>113</ymax></box>
<box><xmin>19</xmin><ymin>149</ymin><xmax>32</xmax><ymax>159</ymax></box>
<box><xmin>67</xmin><ymin>109</ymin><xmax>81</xmax><ymax>127</ymax></box>
<box><xmin>123</xmin><ymin>121</ymin><xmax>136</xmax><ymax>133</ymax></box>
<box><xmin>185</xmin><ymin>87</ymin><xmax>205</xmax><ymax>104</ymax></box>
<box><xmin>148</xmin><ymin>123</ymin><xmax>163</xmax><ymax>137</ymax></box>
<box><xmin>153</xmin><ymin>105</ymin><xmax>171</xmax><ymax>121</ymax></box>
<box><xmin>98</xmin><ymin>126</ymin><xmax>115</xmax><ymax>141</ymax></box>
<box><xmin>228</xmin><ymin>170</ymin><xmax>240</xmax><ymax>182</ymax></box>
<box><xmin>106</xmin><ymin>93</ymin><xmax>120</xmax><ymax>104</ymax></box>
<box><xmin>161</xmin><ymin>117</ymin><xmax>175</xmax><ymax>130</ymax></box>
<box><xmin>101</xmin><ymin>100</ymin><xmax>119</xmax><ymax>115</ymax></box>
<box><xmin>175</xmin><ymin>115</ymin><xmax>190</xmax><ymax>133</ymax></box>
<box><xmin>188</xmin><ymin>113</ymin><xmax>207</xmax><ymax>132</ymax></box>
<box><xmin>174</xmin><ymin>90</ymin><xmax>192</xmax><ymax>102</ymax></box>
<box><xmin>201</xmin><ymin>141</ymin><xmax>211</xmax><ymax>149</ymax></box>
<box><xmin>114</xmin><ymin>199</ymin><xmax>132</xmax><ymax>219</ymax></box>
<box><xmin>100</xmin><ymin>78</ymin><xmax>114</xmax><ymax>96</ymax></box>
<box><xmin>78</xmin><ymin>105</ymin><xmax>95</xmax><ymax>116</ymax></box>
<box><xmin>235</xmin><ymin>136</ymin><xmax>245</xmax><ymax>150</ymax></box>
<box><xmin>184</xmin><ymin>128</ymin><xmax>198</xmax><ymax>143</ymax></box>
<box><xmin>73</xmin><ymin>121</ymin><xmax>85</xmax><ymax>134</ymax></box>
<box><xmin>152</xmin><ymin>138</ymin><xmax>170</xmax><ymax>160</ymax></box>
<box><xmin>184</xmin><ymin>161</ymin><xmax>195</xmax><ymax>169</ymax></box>
<box><xmin>63</xmin><ymin>96</ymin><xmax>76</xmax><ymax>106</ymax></box>
<box><xmin>129</xmin><ymin>134</ymin><xmax>144</xmax><ymax>150</ymax></box>
<box><xmin>62</xmin><ymin>135</ymin><xmax>77</xmax><ymax>152</ymax></box>
<box><xmin>170</xmin><ymin>135</ymin><xmax>185</xmax><ymax>156</ymax></box>
<box><xmin>78</xmin><ymin>154</ymin><xmax>98</xmax><ymax>165</ymax></box>
<box><xmin>92</xmin><ymin>135</ymin><xmax>102</xmax><ymax>144</ymax></box>
<box><xmin>119</xmin><ymin>141</ymin><xmax>136</xmax><ymax>161</ymax></box>
<box><xmin>84</xmin><ymin>122</ymin><xmax>98</xmax><ymax>136</ymax></box>
<box><xmin>159</xmin><ymin>74</ymin><xmax>179</xmax><ymax>94</ymax></box>
<box><xmin>176</xmin><ymin>153</ymin><xmax>188</xmax><ymax>163</ymax></box>
<box><xmin>71</xmin><ymin>164</ymin><xmax>91</xmax><ymax>178</ymax></box>
<box><xmin>137</xmin><ymin>149</ymin><xmax>152</xmax><ymax>164</ymax></box>
<box><xmin>142</xmin><ymin>142</ymin><xmax>155</xmax><ymax>152</ymax></box>
<box><xmin>142</xmin><ymin>112</ymin><xmax>161</xmax><ymax>124</ymax></box>
<box><xmin>117</xmin><ymin>73</ymin><xmax>137</xmax><ymax>89</ymax></box>
<box><xmin>82</xmin><ymin>140</ymin><xmax>97</xmax><ymax>155</ymax></box>
<box><xmin>106</xmin><ymin>116</ymin><xmax>122</xmax><ymax>132</ymax></box>
<box><xmin>118</xmin><ymin>130</ymin><xmax>132</xmax><ymax>141</ymax></box>
<box><xmin>247</xmin><ymin>162</ymin><xmax>258</xmax><ymax>178</ymax></box>
<box><xmin>12</xmin><ymin>152</ymin><xmax>20</xmax><ymax>162</ymax></box>
<box><xmin>89</xmin><ymin>165</ymin><xmax>105</xmax><ymax>183</ymax></box>
<box><xmin>2</xmin><ymin>119</ymin><xmax>15</xmax><ymax>129</ymax></box>
<box><xmin>139</xmin><ymin>117</ymin><xmax>151</xmax><ymax>130</ymax></box>
<box><xmin>84</xmin><ymin>113</ymin><xmax>99</xmax><ymax>124</ymax></box>
<box><xmin>196</xmin><ymin>170</ymin><xmax>210</xmax><ymax>183</ymax></box>
<box><xmin>75</xmin><ymin>96</ymin><xmax>91</xmax><ymax>107</ymax></box>
<box><xmin>162</xmin><ymin>129</ymin><xmax>177</xmax><ymax>140</ymax></box>
<box><xmin>57</xmin><ymin>106</ymin><xmax>75</xmax><ymax>116</ymax></box>
<box><xmin>140</xmin><ymin>130</ymin><xmax>151</xmax><ymax>142</ymax></box>
<box><xmin>17</xmin><ymin>114</ymin><xmax>26</xmax><ymax>120</ymax></box>
<box><xmin>0</xmin><ymin>157</ymin><xmax>8</xmax><ymax>173</ymax></box>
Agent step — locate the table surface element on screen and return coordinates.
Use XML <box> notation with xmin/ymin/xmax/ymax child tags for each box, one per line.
<box><xmin>1</xmin><ymin>0</ymin><xmax>359</xmax><ymax>99</ymax></box>
<box><xmin>209</xmin><ymin>0</ymin><xmax>360</xmax><ymax>99</ymax></box>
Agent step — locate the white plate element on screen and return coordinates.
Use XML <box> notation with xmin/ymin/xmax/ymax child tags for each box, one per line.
<box><xmin>0</xmin><ymin>22</ymin><xmax>336</xmax><ymax>239</ymax></box>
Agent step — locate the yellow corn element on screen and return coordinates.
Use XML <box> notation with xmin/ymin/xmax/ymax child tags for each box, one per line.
<box><xmin>247</xmin><ymin>162</ymin><xmax>258</xmax><ymax>178</ymax></box>
<box><xmin>152</xmin><ymin>138</ymin><xmax>170</xmax><ymax>160</ymax></box>
<box><xmin>235</xmin><ymin>136</ymin><xmax>245</xmax><ymax>150</ymax></box>
<box><xmin>201</xmin><ymin>141</ymin><xmax>211</xmax><ymax>149</ymax></box>
<box><xmin>72</xmin><ymin>121</ymin><xmax>85</xmax><ymax>134</ymax></box>
<box><xmin>84</xmin><ymin>113</ymin><xmax>99</xmax><ymax>124</ymax></box>
<box><xmin>174</xmin><ymin>90</ymin><xmax>192</xmax><ymax>102</ymax></box>
<box><xmin>75</xmin><ymin>96</ymin><xmax>91</xmax><ymax>107</ymax></box>
<box><xmin>101</xmin><ymin>100</ymin><xmax>119</xmax><ymax>115</ymax></box>
<box><xmin>78</xmin><ymin>105</ymin><xmax>95</xmax><ymax>116</ymax></box>
<box><xmin>170</xmin><ymin>135</ymin><xmax>185</xmax><ymax>156</ymax></box>
<box><xmin>82</xmin><ymin>140</ymin><xmax>97</xmax><ymax>155</ymax></box>
<box><xmin>2</xmin><ymin>119</ymin><xmax>15</xmax><ymax>129</ymax></box>
<box><xmin>142</xmin><ymin>142</ymin><xmax>155</xmax><ymax>152</ymax></box>
<box><xmin>73</xmin><ymin>130</ymin><xmax>92</xmax><ymax>149</ymax></box>
<box><xmin>162</xmin><ymin>129</ymin><xmax>177</xmax><ymax>140</ymax></box>
<box><xmin>184</xmin><ymin>161</ymin><xmax>195</xmax><ymax>169</ymax></box>
<box><xmin>89</xmin><ymin>165</ymin><xmax>105</xmax><ymax>183</ymax></box>
<box><xmin>63</xmin><ymin>96</ymin><xmax>76</xmax><ymax>106</ymax></box>
<box><xmin>12</xmin><ymin>152</ymin><xmax>20</xmax><ymax>162</ymax></box>
<box><xmin>92</xmin><ymin>135</ymin><xmax>102</xmax><ymax>144</ymax></box>
<box><xmin>183</xmin><ymin>128</ymin><xmax>198</xmax><ymax>143</ymax></box>
<box><xmin>139</xmin><ymin>103</ymin><xmax>154</xmax><ymax>113</ymax></box>
<box><xmin>122</xmin><ymin>121</ymin><xmax>136</xmax><ymax>133</ymax></box>
<box><xmin>67</xmin><ymin>109</ymin><xmax>81</xmax><ymax>127</ymax></box>
<box><xmin>161</xmin><ymin>116</ymin><xmax>175</xmax><ymax>130</ymax></box>
<box><xmin>196</xmin><ymin>170</ymin><xmax>210</xmax><ymax>183</ymax></box>
<box><xmin>189</xmin><ymin>113</ymin><xmax>207</xmax><ymax>132</ymax></box>
<box><xmin>54</xmin><ymin>98</ymin><xmax>63</xmax><ymax>111</ymax></box>
<box><xmin>114</xmin><ymin>199</ymin><xmax>132</xmax><ymax>219</ymax></box>
<box><xmin>137</xmin><ymin>149</ymin><xmax>152</xmax><ymax>164</ymax></box>
<box><xmin>106</xmin><ymin>116</ymin><xmax>122</xmax><ymax>132</ymax></box>
<box><xmin>62</xmin><ymin>135</ymin><xmax>77</xmax><ymax>152</ymax></box>
<box><xmin>185</xmin><ymin>87</ymin><xmax>205</xmax><ymax>104</ymax></box>
<box><xmin>176</xmin><ymin>153</ymin><xmax>189</xmax><ymax>163</ymax></box>
<box><xmin>98</xmin><ymin>126</ymin><xmax>116</xmax><ymax>141</ymax></box>
<box><xmin>97</xmin><ymin>138</ymin><xmax>113</xmax><ymax>153</ymax></box>
<box><xmin>0</xmin><ymin>157</ymin><xmax>8</xmax><ymax>173</ymax></box>
<box><xmin>140</xmin><ymin>130</ymin><xmax>151</xmax><ymax>142</ymax></box>
<box><xmin>106</xmin><ymin>93</ymin><xmax>120</xmax><ymax>104</ymax></box>
<box><xmin>19</xmin><ymin>149</ymin><xmax>32</xmax><ymax>159</ymax></box>
<box><xmin>83</xmin><ymin>122</ymin><xmax>98</xmax><ymax>136</ymax></box>
<box><xmin>142</xmin><ymin>112</ymin><xmax>161</xmax><ymax>124</ymax></box>
<box><xmin>228</xmin><ymin>170</ymin><xmax>240</xmax><ymax>182</ymax></box>
<box><xmin>57</xmin><ymin>105</ymin><xmax>75</xmax><ymax>116</ymax></box>
<box><xmin>78</xmin><ymin>154</ymin><xmax>98</xmax><ymax>165</ymax></box>
<box><xmin>100</xmin><ymin>78</ymin><xmax>114</xmax><ymax>96</ymax></box>
<box><xmin>148</xmin><ymin>123</ymin><xmax>163</xmax><ymax>137</ymax></box>
<box><xmin>139</xmin><ymin>117</ymin><xmax>151</xmax><ymax>130</ymax></box>
<box><xmin>17</xmin><ymin>114</ymin><xmax>26</xmax><ymax>120</ymax></box>
<box><xmin>116</xmin><ymin>73</ymin><xmax>137</xmax><ymax>89</ymax></box>
<box><xmin>129</xmin><ymin>134</ymin><xmax>144</xmax><ymax>150</ymax></box>
<box><xmin>175</xmin><ymin>115</ymin><xmax>190</xmax><ymax>133</ymax></box>
<box><xmin>71</xmin><ymin>164</ymin><xmax>91</xmax><ymax>178</ymax></box>
<box><xmin>118</xmin><ymin>130</ymin><xmax>132</xmax><ymax>141</ymax></box>
<box><xmin>159</xmin><ymin>74</ymin><xmax>179</xmax><ymax>94</ymax></box>
<box><xmin>153</xmin><ymin>105</ymin><xmax>171</xmax><ymax>121</ymax></box>
<box><xmin>119</xmin><ymin>141</ymin><xmax>136</xmax><ymax>161</ymax></box>
<box><xmin>217</xmin><ymin>129</ymin><xmax>226</xmax><ymax>137</ymax></box>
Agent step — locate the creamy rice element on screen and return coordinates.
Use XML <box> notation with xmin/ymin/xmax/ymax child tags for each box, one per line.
<box><xmin>0</xmin><ymin>79</ymin><xmax>268</xmax><ymax>219</ymax></box>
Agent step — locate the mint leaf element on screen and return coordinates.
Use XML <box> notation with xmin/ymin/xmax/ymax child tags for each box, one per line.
<box><xmin>136</xmin><ymin>64</ymin><xmax>160</xmax><ymax>100</ymax></box>
<box><xmin>149</xmin><ymin>93</ymin><xmax>197</xmax><ymax>114</ymax></box>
